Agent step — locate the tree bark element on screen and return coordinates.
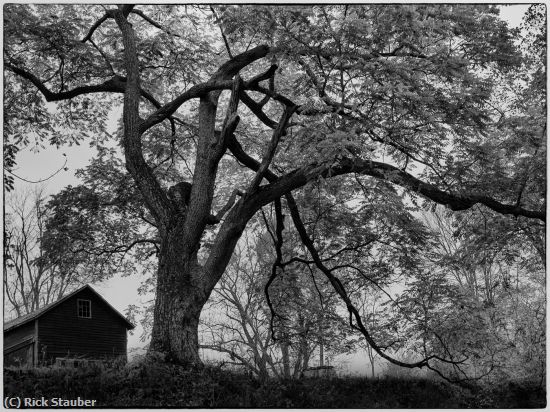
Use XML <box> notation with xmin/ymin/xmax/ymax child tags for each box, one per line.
<box><xmin>149</xmin><ymin>226</ymin><xmax>209</xmax><ymax>364</ymax></box>
<box><xmin>281</xmin><ymin>339</ymin><xmax>291</xmax><ymax>378</ymax></box>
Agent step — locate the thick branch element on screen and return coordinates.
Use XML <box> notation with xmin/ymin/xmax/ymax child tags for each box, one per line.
<box><xmin>207</xmin><ymin>189</ymin><xmax>245</xmax><ymax>224</ymax></box>
<box><xmin>7</xmin><ymin>64</ymin><xmax>170</xmax><ymax>122</ymax></box>
<box><xmin>333</xmin><ymin>159</ymin><xmax>545</xmax><ymax>221</ymax></box>
<box><xmin>218</xmin><ymin>76</ymin><xmax>243</xmax><ymax>148</ymax></box>
<box><xmin>140</xmin><ymin>45</ymin><xmax>271</xmax><ymax>133</ymax></box>
<box><xmin>214</xmin><ymin>44</ymin><xmax>270</xmax><ymax>80</ymax></box>
<box><xmin>120</xmin><ymin>5</ymin><xmax>135</xmax><ymax>18</ymax></box>
<box><xmin>240</xmin><ymin>92</ymin><xmax>277</xmax><ymax>129</ymax></box>
<box><xmin>113</xmin><ymin>8</ymin><xmax>171</xmax><ymax>227</ymax></box>
<box><xmin>81</xmin><ymin>7</ymin><xmax>133</xmax><ymax>44</ymax></box>
<box><xmin>228</xmin><ymin>133</ymin><xmax>544</xmax><ymax>224</ymax></box>
<box><xmin>227</xmin><ymin>135</ymin><xmax>279</xmax><ymax>182</ymax></box>
<box><xmin>247</xmin><ymin>106</ymin><xmax>296</xmax><ymax>192</ymax></box>
<box><xmin>247</xmin><ymin>64</ymin><xmax>278</xmax><ymax>87</ymax></box>
<box><xmin>247</xmin><ymin>157</ymin><xmax>545</xmax><ymax>222</ymax></box>
<box><xmin>6</xmin><ymin>63</ymin><xmax>124</xmax><ymax>101</ymax></box>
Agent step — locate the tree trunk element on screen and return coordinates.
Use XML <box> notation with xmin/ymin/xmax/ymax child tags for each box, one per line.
<box><xmin>149</xmin><ymin>228</ymin><xmax>209</xmax><ymax>365</ymax></box>
<box><xmin>281</xmin><ymin>339</ymin><xmax>291</xmax><ymax>378</ymax></box>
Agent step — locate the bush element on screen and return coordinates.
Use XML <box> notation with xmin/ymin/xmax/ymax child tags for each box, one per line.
<box><xmin>3</xmin><ymin>361</ymin><xmax>545</xmax><ymax>408</ymax></box>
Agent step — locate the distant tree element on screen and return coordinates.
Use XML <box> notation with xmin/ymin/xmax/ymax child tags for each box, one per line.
<box><xmin>4</xmin><ymin>5</ymin><xmax>544</xmax><ymax>374</ymax></box>
<box><xmin>355</xmin><ymin>291</ymin><xmax>385</xmax><ymax>378</ymax></box>
<box><xmin>3</xmin><ymin>187</ymin><xmax>88</xmax><ymax>318</ymax></box>
<box><xmin>201</xmin><ymin>219</ymin><xmax>350</xmax><ymax>380</ymax></box>
<box><xmin>384</xmin><ymin>205</ymin><xmax>545</xmax><ymax>384</ymax></box>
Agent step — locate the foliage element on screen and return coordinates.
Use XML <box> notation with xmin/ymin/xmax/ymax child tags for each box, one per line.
<box><xmin>383</xmin><ymin>206</ymin><xmax>545</xmax><ymax>385</ymax></box>
<box><xmin>4</xmin><ymin>362</ymin><xmax>545</xmax><ymax>408</ymax></box>
<box><xmin>3</xmin><ymin>186</ymin><xmax>99</xmax><ymax>318</ymax></box>
<box><xmin>40</xmin><ymin>150</ymin><xmax>159</xmax><ymax>283</ymax></box>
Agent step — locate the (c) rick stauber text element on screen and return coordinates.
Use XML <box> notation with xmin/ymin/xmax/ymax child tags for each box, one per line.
<box><xmin>4</xmin><ymin>396</ymin><xmax>97</xmax><ymax>408</ymax></box>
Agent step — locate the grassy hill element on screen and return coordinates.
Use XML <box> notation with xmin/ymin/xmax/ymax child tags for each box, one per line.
<box><xmin>4</xmin><ymin>361</ymin><xmax>545</xmax><ymax>408</ymax></box>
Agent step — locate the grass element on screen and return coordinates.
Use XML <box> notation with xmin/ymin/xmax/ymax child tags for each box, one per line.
<box><xmin>4</xmin><ymin>360</ymin><xmax>546</xmax><ymax>408</ymax></box>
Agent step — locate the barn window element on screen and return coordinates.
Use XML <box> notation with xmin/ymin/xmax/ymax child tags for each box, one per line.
<box><xmin>77</xmin><ymin>299</ymin><xmax>91</xmax><ymax>318</ymax></box>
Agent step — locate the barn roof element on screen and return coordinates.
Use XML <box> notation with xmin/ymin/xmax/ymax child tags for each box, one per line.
<box><xmin>3</xmin><ymin>284</ymin><xmax>135</xmax><ymax>332</ymax></box>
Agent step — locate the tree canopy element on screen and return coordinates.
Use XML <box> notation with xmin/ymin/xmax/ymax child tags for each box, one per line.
<box><xmin>4</xmin><ymin>4</ymin><xmax>545</xmax><ymax>379</ymax></box>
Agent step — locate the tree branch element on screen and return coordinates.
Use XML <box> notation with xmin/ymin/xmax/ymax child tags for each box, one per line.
<box><xmin>247</xmin><ymin>64</ymin><xmax>278</xmax><ymax>87</ymax></box>
<box><xmin>130</xmin><ymin>9</ymin><xmax>182</xmax><ymax>38</ymax></box>
<box><xmin>6</xmin><ymin>63</ymin><xmax>124</xmax><ymax>101</ymax></box>
<box><xmin>218</xmin><ymin>75</ymin><xmax>243</xmax><ymax>150</ymax></box>
<box><xmin>264</xmin><ymin>199</ymin><xmax>287</xmax><ymax>341</ymax></box>
<box><xmin>228</xmin><ymin>114</ymin><xmax>543</xmax><ymax>222</ymax></box>
<box><xmin>226</xmin><ymin>135</ymin><xmax>544</xmax><ymax>372</ymax></box>
<box><xmin>140</xmin><ymin>45</ymin><xmax>271</xmax><ymax>133</ymax></box>
<box><xmin>247</xmin><ymin>105</ymin><xmax>296</xmax><ymax>193</ymax></box>
<box><xmin>81</xmin><ymin>12</ymin><xmax>110</xmax><ymax>43</ymax></box>
<box><xmin>247</xmin><ymin>157</ymin><xmax>544</xmax><ymax>222</ymax></box>
<box><xmin>209</xmin><ymin>6</ymin><xmax>233</xmax><ymax>58</ymax></box>
<box><xmin>207</xmin><ymin>189</ymin><xmax>245</xmax><ymax>224</ymax></box>
<box><xmin>199</xmin><ymin>344</ymin><xmax>259</xmax><ymax>375</ymax></box>
<box><xmin>7</xmin><ymin>63</ymin><xmax>174</xmax><ymax>135</ymax></box>
<box><xmin>240</xmin><ymin>91</ymin><xmax>278</xmax><ymax>129</ymax></box>
<box><xmin>284</xmin><ymin>193</ymin><xmax>433</xmax><ymax>369</ymax></box>
<box><xmin>113</xmin><ymin>7</ymin><xmax>172</xmax><ymax>227</ymax></box>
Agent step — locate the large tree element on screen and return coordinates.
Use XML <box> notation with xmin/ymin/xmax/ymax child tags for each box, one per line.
<box><xmin>4</xmin><ymin>4</ymin><xmax>545</xmax><ymax>369</ymax></box>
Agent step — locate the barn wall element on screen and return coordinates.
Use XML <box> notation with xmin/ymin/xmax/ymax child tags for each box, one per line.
<box><xmin>4</xmin><ymin>322</ymin><xmax>35</xmax><ymax>350</ymax></box>
<box><xmin>4</xmin><ymin>343</ymin><xmax>34</xmax><ymax>367</ymax></box>
<box><xmin>37</xmin><ymin>289</ymin><xmax>128</xmax><ymax>363</ymax></box>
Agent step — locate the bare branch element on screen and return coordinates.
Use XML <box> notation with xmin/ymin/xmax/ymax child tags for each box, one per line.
<box><xmin>210</xmin><ymin>6</ymin><xmax>233</xmax><ymax>58</ymax></box>
<box><xmin>263</xmin><ymin>199</ymin><xmax>287</xmax><ymax>341</ymax></box>
<box><xmin>130</xmin><ymin>9</ymin><xmax>182</xmax><ymax>38</ymax></box>
<box><xmin>81</xmin><ymin>12</ymin><xmax>110</xmax><ymax>43</ymax></box>
<box><xmin>284</xmin><ymin>193</ymin><xmax>432</xmax><ymax>369</ymax></box>
<box><xmin>6</xmin><ymin>156</ymin><xmax>68</xmax><ymax>185</ymax></box>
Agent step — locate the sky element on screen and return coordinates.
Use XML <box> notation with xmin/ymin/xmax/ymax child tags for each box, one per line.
<box><xmin>4</xmin><ymin>4</ymin><xmax>533</xmax><ymax>374</ymax></box>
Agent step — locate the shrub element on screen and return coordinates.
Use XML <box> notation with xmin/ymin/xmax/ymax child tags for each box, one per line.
<box><xmin>3</xmin><ymin>363</ymin><xmax>545</xmax><ymax>408</ymax></box>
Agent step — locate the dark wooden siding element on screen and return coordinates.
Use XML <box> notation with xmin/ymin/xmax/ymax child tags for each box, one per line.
<box><xmin>37</xmin><ymin>289</ymin><xmax>128</xmax><ymax>362</ymax></box>
<box><xmin>4</xmin><ymin>343</ymin><xmax>34</xmax><ymax>367</ymax></box>
<box><xmin>4</xmin><ymin>322</ymin><xmax>35</xmax><ymax>350</ymax></box>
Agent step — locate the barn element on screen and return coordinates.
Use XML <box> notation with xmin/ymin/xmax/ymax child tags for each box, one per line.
<box><xmin>4</xmin><ymin>284</ymin><xmax>134</xmax><ymax>367</ymax></box>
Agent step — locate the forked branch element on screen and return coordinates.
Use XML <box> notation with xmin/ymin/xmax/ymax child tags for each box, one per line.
<box><xmin>207</xmin><ymin>189</ymin><xmax>245</xmax><ymax>224</ymax></box>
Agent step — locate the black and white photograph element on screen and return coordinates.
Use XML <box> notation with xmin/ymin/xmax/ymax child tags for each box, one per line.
<box><xmin>3</xmin><ymin>3</ymin><xmax>546</xmax><ymax>408</ymax></box>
